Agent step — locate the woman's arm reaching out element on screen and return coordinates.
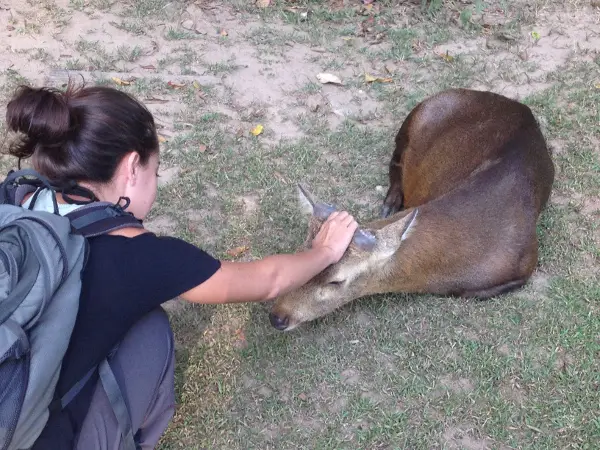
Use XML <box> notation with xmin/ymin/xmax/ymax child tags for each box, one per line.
<box><xmin>180</xmin><ymin>211</ymin><xmax>358</xmax><ymax>304</ymax></box>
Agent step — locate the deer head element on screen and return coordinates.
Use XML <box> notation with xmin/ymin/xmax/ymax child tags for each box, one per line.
<box><xmin>269</xmin><ymin>184</ymin><xmax>418</xmax><ymax>331</ymax></box>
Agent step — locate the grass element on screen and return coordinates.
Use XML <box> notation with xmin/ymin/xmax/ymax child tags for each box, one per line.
<box><xmin>165</xmin><ymin>28</ymin><xmax>199</xmax><ymax>41</ymax></box>
<box><xmin>1</xmin><ymin>0</ymin><xmax>599</xmax><ymax>448</ymax></box>
<box><xmin>152</xmin><ymin>2</ymin><xmax>599</xmax><ymax>448</ymax></box>
<box><xmin>110</xmin><ymin>19</ymin><xmax>147</xmax><ymax>35</ymax></box>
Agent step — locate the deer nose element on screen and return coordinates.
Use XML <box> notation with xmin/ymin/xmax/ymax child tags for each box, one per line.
<box><xmin>269</xmin><ymin>312</ymin><xmax>289</xmax><ymax>330</ymax></box>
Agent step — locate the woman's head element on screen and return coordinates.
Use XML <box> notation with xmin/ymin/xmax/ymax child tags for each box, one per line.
<box><xmin>5</xmin><ymin>83</ymin><xmax>160</xmax><ymax>219</ymax></box>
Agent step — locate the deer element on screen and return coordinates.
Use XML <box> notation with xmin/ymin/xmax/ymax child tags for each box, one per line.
<box><xmin>269</xmin><ymin>88</ymin><xmax>555</xmax><ymax>331</ymax></box>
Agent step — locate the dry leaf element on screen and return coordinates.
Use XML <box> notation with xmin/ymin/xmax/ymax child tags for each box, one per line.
<box><xmin>181</xmin><ymin>19</ymin><xmax>194</xmax><ymax>30</ymax></box>
<box><xmin>594</xmin><ymin>82</ymin><xmax>600</xmax><ymax>89</ymax></box>
<box><xmin>256</xmin><ymin>0</ymin><xmax>271</xmax><ymax>6</ymax></box>
<box><xmin>250</xmin><ymin>124</ymin><xmax>264</xmax><ymax>136</ymax></box>
<box><xmin>316</xmin><ymin>73</ymin><xmax>343</xmax><ymax>85</ymax></box>
<box><xmin>220</xmin><ymin>29</ymin><xmax>228</xmax><ymax>36</ymax></box>
<box><xmin>518</xmin><ymin>50</ymin><xmax>529</xmax><ymax>61</ymax></box>
<box><xmin>298</xmin><ymin>393</ymin><xmax>308</xmax><ymax>401</ymax></box>
<box><xmin>140</xmin><ymin>64</ymin><xmax>156</xmax><ymax>70</ymax></box>
<box><xmin>198</xmin><ymin>144</ymin><xmax>207</xmax><ymax>153</ymax></box>
<box><xmin>364</xmin><ymin>73</ymin><xmax>392</xmax><ymax>83</ymax></box>
<box><xmin>226</xmin><ymin>246</ymin><xmax>249</xmax><ymax>257</ymax></box>
<box><xmin>112</xmin><ymin>77</ymin><xmax>131</xmax><ymax>86</ymax></box>
<box><xmin>167</xmin><ymin>81</ymin><xmax>186</xmax><ymax>89</ymax></box>
<box><xmin>158</xmin><ymin>135</ymin><xmax>167</xmax><ymax>143</ymax></box>
<box><xmin>193</xmin><ymin>80</ymin><xmax>205</xmax><ymax>100</ymax></box>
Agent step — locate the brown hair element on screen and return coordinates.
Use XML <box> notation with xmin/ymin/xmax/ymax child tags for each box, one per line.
<box><xmin>5</xmin><ymin>82</ymin><xmax>158</xmax><ymax>186</ymax></box>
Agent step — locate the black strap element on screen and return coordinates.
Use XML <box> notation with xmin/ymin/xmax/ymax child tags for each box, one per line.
<box><xmin>65</xmin><ymin>202</ymin><xmax>143</xmax><ymax>238</ymax></box>
<box><xmin>60</xmin><ymin>180</ymin><xmax>98</xmax><ymax>205</ymax></box>
<box><xmin>2</xmin><ymin>169</ymin><xmax>98</xmax><ymax>207</ymax></box>
<box><xmin>1</xmin><ymin>169</ymin><xmax>142</xmax><ymax>237</ymax></box>
<box><xmin>55</xmin><ymin>366</ymin><xmax>97</xmax><ymax>411</ymax></box>
<box><xmin>0</xmin><ymin>169</ymin><xmax>51</xmax><ymax>206</ymax></box>
<box><xmin>51</xmin><ymin>360</ymin><xmax>139</xmax><ymax>450</ymax></box>
<box><xmin>2</xmin><ymin>169</ymin><xmax>54</xmax><ymax>191</ymax></box>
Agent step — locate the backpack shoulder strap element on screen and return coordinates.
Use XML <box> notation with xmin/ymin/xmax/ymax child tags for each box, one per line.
<box><xmin>0</xmin><ymin>169</ymin><xmax>55</xmax><ymax>209</ymax></box>
<box><xmin>65</xmin><ymin>200</ymin><xmax>144</xmax><ymax>238</ymax></box>
<box><xmin>2</xmin><ymin>169</ymin><xmax>143</xmax><ymax>238</ymax></box>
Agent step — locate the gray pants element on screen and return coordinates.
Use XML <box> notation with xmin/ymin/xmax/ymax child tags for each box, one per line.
<box><xmin>75</xmin><ymin>308</ymin><xmax>176</xmax><ymax>450</ymax></box>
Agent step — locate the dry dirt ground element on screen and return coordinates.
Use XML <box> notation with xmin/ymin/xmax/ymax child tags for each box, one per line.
<box><xmin>1</xmin><ymin>0</ymin><xmax>599</xmax><ymax>449</ymax></box>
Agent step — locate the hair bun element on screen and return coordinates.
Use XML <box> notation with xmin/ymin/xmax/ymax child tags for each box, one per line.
<box><xmin>6</xmin><ymin>86</ymin><xmax>72</xmax><ymax>147</ymax></box>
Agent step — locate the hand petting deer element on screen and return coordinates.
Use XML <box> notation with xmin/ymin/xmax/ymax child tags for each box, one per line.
<box><xmin>269</xmin><ymin>88</ymin><xmax>555</xmax><ymax>331</ymax></box>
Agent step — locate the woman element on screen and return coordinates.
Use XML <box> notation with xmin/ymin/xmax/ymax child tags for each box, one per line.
<box><xmin>4</xmin><ymin>84</ymin><xmax>358</xmax><ymax>449</ymax></box>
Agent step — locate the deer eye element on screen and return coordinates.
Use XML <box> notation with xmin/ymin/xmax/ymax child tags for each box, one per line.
<box><xmin>328</xmin><ymin>280</ymin><xmax>345</xmax><ymax>286</ymax></box>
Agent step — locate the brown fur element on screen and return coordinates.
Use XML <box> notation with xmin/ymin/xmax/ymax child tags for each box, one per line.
<box><xmin>270</xmin><ymin>88</ymin><xmax>555</xmax><ymax>331</ymax></box>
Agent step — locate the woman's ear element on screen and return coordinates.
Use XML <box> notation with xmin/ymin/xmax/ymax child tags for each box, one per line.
<box><xmin>124</xmin><ymin>151</ymin><xmax>141</xmax><ymax>186</ymax></box>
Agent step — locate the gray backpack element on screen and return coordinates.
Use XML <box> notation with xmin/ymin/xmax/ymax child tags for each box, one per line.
<box><xmin>0</xmin><ymin>170</ymin><xmax>143</xmax><ymax>450</ymax></box>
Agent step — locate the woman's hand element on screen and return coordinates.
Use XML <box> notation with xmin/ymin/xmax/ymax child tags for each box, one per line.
<box><xmin>311</xmin><ymin>211</ymin><xmax>358</xmax><ymax>264</ymax></box>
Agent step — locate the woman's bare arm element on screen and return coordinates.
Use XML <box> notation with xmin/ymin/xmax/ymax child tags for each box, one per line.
<box><xmin>180</xmin><ymin>211</ymin><xmax>357</xmax><ymax>304</ymax></box>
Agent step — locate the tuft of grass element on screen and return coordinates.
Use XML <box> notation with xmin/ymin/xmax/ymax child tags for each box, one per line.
<box><xmin>116</xmin><ymin>45</ymin><xmax>143</xmax><ymax>63</ymax></box>
<box><xmin>120</xmin><ymin>0</ymin><xmax>180</xmax><ymax>19</ymax></box>
<box><xmin>110</xmin><ymin>19</ymin><xmax>146</xmax><ymax>35</ymax></box>
<box><xmin>74</xmin><ymin>39</ymin><xmax>147</xmax><ymax>71</ymax></box>
<box><xmin>205</xmin><ymin>60</ymin><xmax>240</xmax><ymax>76</ymax></box>
<box><xmin>165</xmin><ymin>28</ymin><xmax>198</xmax><ymax>41</ymax></box>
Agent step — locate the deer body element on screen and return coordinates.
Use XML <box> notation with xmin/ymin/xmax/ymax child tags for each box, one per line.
<box><xmin>270</xmin><ymin>88</ymin><xmax>555</xmax><ymax>331</ymax></box>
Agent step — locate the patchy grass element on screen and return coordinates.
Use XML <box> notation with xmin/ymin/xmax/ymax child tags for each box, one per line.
<box><xmin>1</xmin><ymin>0</ymin><xmax>599</xmax><ymax>449</ymax></box>
<box><xmin>165</xmin><ymin>28</ymin><xmax>199</xmax><ymax>41</ymax></box>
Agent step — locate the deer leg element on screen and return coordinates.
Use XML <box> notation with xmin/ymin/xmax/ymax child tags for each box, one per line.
<box><xmin>382</xmin><ymin>131</ymin><xmax>408</xmax><ymax>218</ymax></box>
<box><xmin>461</xmin><ymin>279</ymin><xmax>529</xmax><ymax>299</ymax></box>
<box><xmin>463</xmin><ymin>233</ymin><xmax>539</xmax><ymax>299</ymax></box>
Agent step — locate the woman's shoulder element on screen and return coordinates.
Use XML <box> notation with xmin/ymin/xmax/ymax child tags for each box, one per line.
<box><xmin>86</xmin><ymin>230</ymin><xmax>221</xmax><ymax>297</ymax></box>
<box><xmin>89</xmin><ymin>231</ymin><xmax>220</xmax><ymax>265</ymax></box>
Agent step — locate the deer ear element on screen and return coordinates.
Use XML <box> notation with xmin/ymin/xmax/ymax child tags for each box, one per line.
<box><xmin>297</xmin><ymin>183</ymin><xmax>316</xmax><ymax>216</ymax></box>
<box><xmin>298</xmin><ymin>183</ymin><xmax>377</xmax><ymax>252</ymax></box>
<box><xmin>297</xmin><ymin>183</ymin><xmax>337</xmax><ymax>220</ymax></box>
<box><xmin>375</xmin><ymin>209</ymin><xmax>419</xmax><ymax>254</ymax></box>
